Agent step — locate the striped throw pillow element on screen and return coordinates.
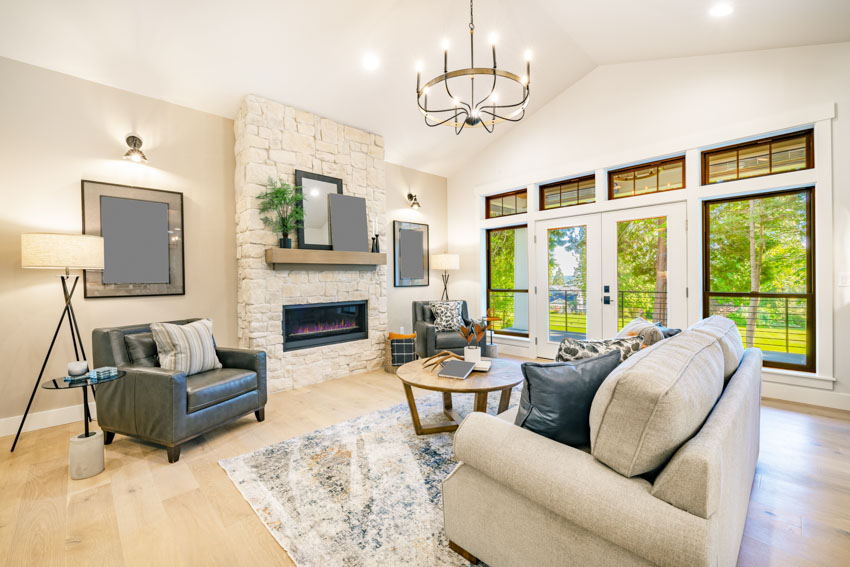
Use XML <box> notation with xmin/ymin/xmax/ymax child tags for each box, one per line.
<box><xmin>150</xmin><ymin>319</ymin><xmax>222</xmax><ymax>375</ymax></box>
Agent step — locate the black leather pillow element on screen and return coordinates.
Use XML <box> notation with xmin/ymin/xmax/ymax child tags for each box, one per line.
<box><xmin>655</xmin><ymin>322</ymin><xmax>682</xmax><ymax>339</ymax></box>
<box><xmin>515</xmin><ymin>351</ymin><xmax>621</xmax><ymax>448</ymax></box>
<box><xmin>125</xmin><ymin>332</ymin><xmax>159</xmax><ymax>367</ymax></box>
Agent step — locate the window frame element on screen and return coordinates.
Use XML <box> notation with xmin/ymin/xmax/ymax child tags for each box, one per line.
<box><xmin>701</xmin><ymin>187</ymin><xmax>816</xmax><ymax>372</ymax></box>
<box><xmin>486</xmin><ymin>224</ymin><xmax>530</xmax><ymax>338</ymax></box>
<box><xmin>538</xmin><ymin>174</ymin><xmax>596</xmax><ymax>211</ymax></box>
<box><xmin>701</xmin><ymin>129</ymin><xmax>814</xmax><ymax>185</ymax></box>
<box><xmin>485</xmin><ymin>189</ymin><xmax>528</xmax><ymax>220</ymax></box>
<box><xmin>607</xmin><ymin>156</ymin><xmax>686</xmax><ymax>200</ymax></box>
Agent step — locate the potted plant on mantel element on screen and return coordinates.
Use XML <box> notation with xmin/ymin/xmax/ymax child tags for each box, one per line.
<box><xmin>257</xmin><ymin>177</ymin><xmax>305</xmax><ymax>249</ymax></box>
<box><xmin>458</xmin><ymin>321</ymin><xmax>487</xmax><ymax>363</ymax></box>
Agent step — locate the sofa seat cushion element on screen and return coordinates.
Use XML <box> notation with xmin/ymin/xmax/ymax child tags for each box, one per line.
<box><xmin>186</xmin><ymin>368</ymin><xmax>258</xmax><ymax>414</ymax></box>
<box><xmin>435</xmin><ymin>331</ymin><xmax>467</xmax><ymax>350</ymax></box>
<box><xmin>588</xmin><ymin>318</ymin><xmax>739</xmax><ymax>477</ymax></box>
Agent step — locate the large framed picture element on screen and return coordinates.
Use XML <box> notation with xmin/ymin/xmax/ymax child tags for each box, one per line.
<box><xmin>393</xmin><ymin>221</ymin><xmax>429</xmax><ymax>287</ymax></box>
<box><xmin>81</xmin><ymin>180</ymin><xmax>184</xmax><ymax>298</ymax></box>
<box><xmin>295</xmin><ymin>170</ymin><xmax>343</xmax><ymax>250</ymax></box>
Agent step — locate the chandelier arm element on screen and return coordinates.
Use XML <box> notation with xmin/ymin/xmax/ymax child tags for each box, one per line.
<box><xmin>417</xmin><ymin>98</ymin><xmax>468</xmax><ymax>116</ymax></box>
<box><xmin>473</xmin><ymin>68</ymin><xmax>499</xmax><ymax>110</ymax></box>
<box><xmin>424</xmin><ymin>109</ymin><xmax>468</xmax><ymax>128</ymax></box>
<box><xmin>442</xmin><ymin>75</ymin><xmax>471</xmax><ymax>112</ymax></box>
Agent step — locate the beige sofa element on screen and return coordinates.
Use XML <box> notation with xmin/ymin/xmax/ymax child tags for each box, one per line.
<box><xmin>443</xmin><ymin>317</ymin><xmax>761</xmax><ymax>567</ymax></box>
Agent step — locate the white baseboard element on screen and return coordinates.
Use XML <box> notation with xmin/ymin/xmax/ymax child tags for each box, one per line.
<box><xmin>762</xmin><ymin>382</ymin><xmax>850</xmax><ymax>411</ymax></box>
<box><xmin>0</xmin><ymin>402</ymin><xmax>97</xmax><ymax>439</ymax></box>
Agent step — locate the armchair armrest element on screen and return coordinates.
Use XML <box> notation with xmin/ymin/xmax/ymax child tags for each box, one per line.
<box><xmin>97</xmin><ymin>365</ymin><xmax>187</xmax><ymax>444</ymax></box>
<box><xmin>452</xmin><ymin>413</ymin><xmax>710</xmax><ymax>567</ymax></box>
<box><xmin>216</xmin><ymin>347</ymin><xmax>266</xmax><ymax>374</ymax></box>
<box><xmin>215</xmin><ymin>347</ymin><xmax>267</xmax><ymax>407</ymax></box>
<box><xmin>413</xmin><ymin>320</ymin><xmax>436</xmax><ymax>357</ymax></box>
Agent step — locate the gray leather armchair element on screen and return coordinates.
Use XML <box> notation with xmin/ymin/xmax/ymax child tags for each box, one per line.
<box><xmin>412</xmin><ymin>300</ymin><xmax>485</xmax><ymax>358</ymax></box>
<box><xmin>92</xmin><ymin>319</ymin><xmax>267</xmax><ymax>463</ymax></box>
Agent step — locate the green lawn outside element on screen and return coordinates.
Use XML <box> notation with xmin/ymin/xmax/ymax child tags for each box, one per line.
<box><xmin>547</xmin><ymin>311</ymin><xmax>807</xmax><ymax>354</ymax></box>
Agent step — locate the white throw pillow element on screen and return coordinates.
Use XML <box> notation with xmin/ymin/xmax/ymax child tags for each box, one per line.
<box><xmin>429</xmin><ymin>301</ymin><xmax>464</xmax><ymax>332</ymax></box>
<box><xmin>150</xmin><ymin>319</ymin><xmax>222</xmax><ymax>375</ymax></box>
<box><xmin>616</xmin><ymin>317</ymin><xmax>665</xmax><ymax>346</ymax></box>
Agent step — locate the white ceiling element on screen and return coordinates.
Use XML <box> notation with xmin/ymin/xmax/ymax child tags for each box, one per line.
<box><xmin>1</xmin><ymin>0</ymin><xmax>848</xmax><ymax>177</ymax></box>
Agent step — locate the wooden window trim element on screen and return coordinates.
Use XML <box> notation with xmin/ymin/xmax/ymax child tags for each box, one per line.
<box><xmin>701</xmin><ymin>187</ymin><xmax>815</xmax><ymax>372</ymax></box>
<box><xmin>485</xmin><ymin>189</ymin><xmax>528</xmax><ymax>219</ymax></box>
<box><xmin>539</xmin><ymin>174</ymin><xmax>595</xmax><ymax>211</ymax></box>
<box><xmin>701</xmin><ymin>129</ymin><xmax>814</xmax><ymax>185</ymax></box>
<box><xmin>486</xmin><ymin>224</ymin><xmax>529</xmax><ymax>338</ymax></box>
<box><xmin>607</xmin><ymin>156</ymin><xmax>686</xmax><ymax>200</ymax></box>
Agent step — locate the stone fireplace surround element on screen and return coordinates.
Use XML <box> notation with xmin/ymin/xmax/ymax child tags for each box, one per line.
<box><xmin>234</xmin><ymin>95</ymin><xmax>387</xmax><ymax>392</ymax></box>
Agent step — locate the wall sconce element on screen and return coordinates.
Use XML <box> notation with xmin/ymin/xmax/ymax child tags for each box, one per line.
<box><xmin>123</xmin><ymin>134</ymin><xmax>148</xmax><ymax>163</ymax></box>
<box><xmin>407</xmin><ymin>192</ymin><xmax>421</xmax><ymax>208</ymax></box>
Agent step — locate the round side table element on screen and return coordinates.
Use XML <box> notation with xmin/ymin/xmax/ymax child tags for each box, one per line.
<box><xmin>42</xmin><ymin>371</ymin><xmax>125</xmax><ymax>480</ymax></box>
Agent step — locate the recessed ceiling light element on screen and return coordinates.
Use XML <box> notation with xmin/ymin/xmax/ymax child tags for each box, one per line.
<box><xmin>362</xmin><ymin>52</ymin><xmax>380</xmax><ymax>71</ymax></box>
<box><xmin>709</xmin><ymin>3</ymin><xmax>734</xmax><ymax>17</ymax></box>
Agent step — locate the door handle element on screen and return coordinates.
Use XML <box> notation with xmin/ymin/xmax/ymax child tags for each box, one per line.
<box><xmin>603</xmin><ymin>296</ymin><xmax>611</xmax><ymax>305</ymax></box>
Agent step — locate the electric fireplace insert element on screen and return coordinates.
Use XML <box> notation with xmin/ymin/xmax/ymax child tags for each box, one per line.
<box><xmin>282</xmin><ymin>300</ymin><xmax>368</xmax><ymax>351</ymax></box>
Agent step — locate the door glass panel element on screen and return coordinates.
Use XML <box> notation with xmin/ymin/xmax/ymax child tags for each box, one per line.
<box><xmin>547</xmin><ymin>226</ymin><xmax>587</xmax><ymax>341</ymax></box>
<box><xmin>616</xmin><ymin>216</ymin><xmax>668</xmax><ymax>329</ymax></box>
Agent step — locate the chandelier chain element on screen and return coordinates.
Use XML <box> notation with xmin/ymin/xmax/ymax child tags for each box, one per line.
<box><xmin>469</xmin><ymin>0</ymin><xmax>474</xmax><ymax>30</ymax></box>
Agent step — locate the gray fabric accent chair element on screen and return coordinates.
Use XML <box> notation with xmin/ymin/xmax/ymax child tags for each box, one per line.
<box><xmin>411</xmin><ymin>300</ymin><xmax>485</xmax><ymax>358</ymax></box>
<box><xmin>92</xmin><ymin>319</ymin><xmax>267</xmax><ymax>463</ymax></box>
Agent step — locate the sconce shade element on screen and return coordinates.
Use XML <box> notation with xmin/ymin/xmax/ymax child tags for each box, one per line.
<box><xmin>21</xmin><ymin>233</ymin><xmax>104</xmax><ymax>270</ymax></box>
<box><xmin>431</xmin><ymin>253</ymin><xmax>459</xmax><ymax>271</ymax></box>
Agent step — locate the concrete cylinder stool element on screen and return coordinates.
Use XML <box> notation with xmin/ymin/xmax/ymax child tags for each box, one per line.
<box><xmin>69</xmin><ymin>430</ymin><xmax>104</xmax><ymax>480</ymax></box>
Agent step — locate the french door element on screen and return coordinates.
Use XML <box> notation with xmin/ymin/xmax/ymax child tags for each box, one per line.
<box><xmin>535</xmin><ymin>203</ymin><xmax>687</xmax><ymax>359</ymax></box>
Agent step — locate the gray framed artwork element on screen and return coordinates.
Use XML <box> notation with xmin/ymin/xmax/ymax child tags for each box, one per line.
<box><xmin>393</xmin><ymin>221</ymin><xmax>429</xmax><ymax>287</ymax></box>
<box><xmin>329</xmin><ymin>193</ymin><xmax>370</xmax><ymax>252</ymax></box>
<box><xmin>295</xmin><ymin>170</ymin><xmax>342</xmax><ymax>250</ymax></box>
<box><xmin>81</xmin><ymin>180</ymin><xmax>184</xmax><ymax>298</ymax></box>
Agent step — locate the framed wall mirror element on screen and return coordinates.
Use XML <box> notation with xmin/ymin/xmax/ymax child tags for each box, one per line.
<box><xmin>295</xmin><ymin>170</ymin><xmax>343</xmax><ymax>250</ymax></box>
<box><xmin>393</xmin><ymin>221</ymin><xmax>429</xmax><ymax>287</ymax></box>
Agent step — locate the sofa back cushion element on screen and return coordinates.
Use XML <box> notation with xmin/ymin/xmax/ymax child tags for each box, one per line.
<box><xmin>589</xmin><ymin>317</ymin><xmax>743</xmax><ymax>477</ymax></box>
<box><xmin>688</xmin><ymin>316</ymin><xmax>745</xmax><ymax>383</ymax></box>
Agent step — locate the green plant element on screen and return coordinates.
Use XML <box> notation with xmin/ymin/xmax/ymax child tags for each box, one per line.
<box><xmin>257</xmin><ymin>177</ymin><xmax>305</xmax><ymax>241</ymax></box>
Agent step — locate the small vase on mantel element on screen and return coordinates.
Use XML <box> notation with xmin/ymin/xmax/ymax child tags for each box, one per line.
<box><xmin>463</xmin><ymin>346</ymin><xmax>481</xmax><ymax>363</ymax></box>
<box><xmin>279</xmin><ymin>237</ymin><xmax>292</xmax><ymax>249</ymax></box>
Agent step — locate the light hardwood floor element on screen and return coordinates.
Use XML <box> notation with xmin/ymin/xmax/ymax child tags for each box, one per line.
<box><xmin>1</xmin><ymin>371</ymin><xmax>849</xmax><ymax>566</ymax></box>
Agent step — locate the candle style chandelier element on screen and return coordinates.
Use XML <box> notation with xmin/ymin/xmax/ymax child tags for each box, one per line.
<box><xmin>415</xmin><ymin>0</ymin><xmax>532</xmax><ymax>134</ymax></box>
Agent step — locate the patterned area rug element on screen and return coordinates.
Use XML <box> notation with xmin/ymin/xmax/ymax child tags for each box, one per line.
<box><xmin>220</xmin><ymin>386</ymin><xmax>521</xmax><ymax>567</ymax></box>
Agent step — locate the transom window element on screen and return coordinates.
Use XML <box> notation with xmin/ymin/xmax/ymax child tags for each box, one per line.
<box><xmin>703</xmin><ymin>188</ymin><xmax>815</xmax><ymax>372</ymax></box>
<box><xmin>539</xmin><ymin>175</ymin><xmax>595</xmax><ymax>210</ymax></box>
<box><xmin>609</xmin><ymin>157</ymin><xmax>685</xmax><ymax>200</ymax></box>
<box><xmin>702</xmin><ymin>130</ymin><xmax>813</xmax><ymax>185</ymax></box>
<box><xmin>486</xmin><ymin>189</ymin><xmax>527</xmax><ymax>219</ymax></box>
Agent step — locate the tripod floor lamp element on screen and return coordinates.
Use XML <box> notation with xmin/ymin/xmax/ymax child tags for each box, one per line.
<box><xmin>11</xmin><ymin>233</ymin><xmax>104</xmax><ymax>451</ymax></box>
<box><xmin>431</xmin><ymin>253</ymin><xmax>459</xmax><ymax>301</ymax></box>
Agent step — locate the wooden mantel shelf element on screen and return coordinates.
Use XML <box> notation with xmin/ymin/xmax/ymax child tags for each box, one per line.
<box><xmin>265</xmin><ymin>247</ymin><xmax>387</xmax><ymax>266</ymax></box>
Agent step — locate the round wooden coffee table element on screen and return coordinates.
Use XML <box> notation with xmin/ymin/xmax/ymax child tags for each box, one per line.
<box><xmin>396</xmin><ymin>357</ymin><xmax>523</xmax><ymax>435</ymax></box>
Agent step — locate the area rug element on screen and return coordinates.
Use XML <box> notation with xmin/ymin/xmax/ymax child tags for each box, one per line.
<box><xmin>220</xmin><ymin>386</ymin><xmax>520</xmax><ymax>566</ymax></box>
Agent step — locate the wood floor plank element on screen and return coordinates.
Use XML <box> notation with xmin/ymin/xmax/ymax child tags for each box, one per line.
<box><xmin>2</xmin><ymin>370</ymin><xmax>850</xmax><ymax>565</ymax></box>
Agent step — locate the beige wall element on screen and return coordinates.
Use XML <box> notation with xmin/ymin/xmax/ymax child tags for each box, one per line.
<box><xmin>0</xmin><ymin>57</ymin><xmax>236</xmax><ymax>430</ymax></box>
<box><xmin>385</xmin><ymin>163</ymin><xmax>448</xmax><ymax>333</ymax></box>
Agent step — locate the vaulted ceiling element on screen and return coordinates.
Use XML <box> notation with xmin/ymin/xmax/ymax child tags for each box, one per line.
<box><xmin>1</xmin><ymin>0</ymin><xmax>848</xmax><ymax>177</ymax></box>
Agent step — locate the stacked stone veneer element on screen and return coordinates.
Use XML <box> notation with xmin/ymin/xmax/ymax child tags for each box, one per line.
<box><xmin>234</xmin><ymin>95</ymin><xmax>387</xmax><ymax>392</ymax></box>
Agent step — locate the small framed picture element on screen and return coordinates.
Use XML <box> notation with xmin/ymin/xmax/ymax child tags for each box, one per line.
<box><xmin>393</xmin><ymin>221</ymin><xmax>429</xmax><ymax>287</ymax></box>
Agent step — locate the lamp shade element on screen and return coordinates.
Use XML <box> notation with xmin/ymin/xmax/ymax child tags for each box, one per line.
<box><xmin>21</xmin><ymin>233</ymin><xmax>104</xmax><ymax>270</ymax></box>
<box><xmin>431</xmin><ymin>253</ymin><xmax>459</xmax><ymax>271</ymax></box>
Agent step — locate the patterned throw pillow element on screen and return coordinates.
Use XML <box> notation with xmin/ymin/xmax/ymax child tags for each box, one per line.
<box><xmin>150</xmin><ymin>319</ymin><xmax>222</xmax><ymax>375</ymax></box>
<box><xmin>616</xmin><ymin>317</ymin><xmax>665</xmax><ymax>346</ymax></box>
<box><xmin>555</xmin><ymin>336</ymin><xmax>645</xmax><ymax>363</ymax></box>
<box><xmin>429</xmin><ymin>301</ymin><xmax>463</xmax><ymax>332</ymax></box>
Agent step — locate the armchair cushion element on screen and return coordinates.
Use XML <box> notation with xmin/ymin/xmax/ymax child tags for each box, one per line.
<box><xmin>186</xmin><ymin>368</ymin><xmax>258</xmax><ymax>414</ymax></box>
<box><xmin>151</xmin><ymin>318</ymin><xmax>222</xmax><ymax>375</ymax></box>
<box><xmin>125</xmin><ymin>332</ymin><xmax>158</xmax><ymax>367</ymax></box>
<box><xmin>435</xmin><ymin>331</ymin><xmax>467</xmax><ymax>350</ymax></box>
